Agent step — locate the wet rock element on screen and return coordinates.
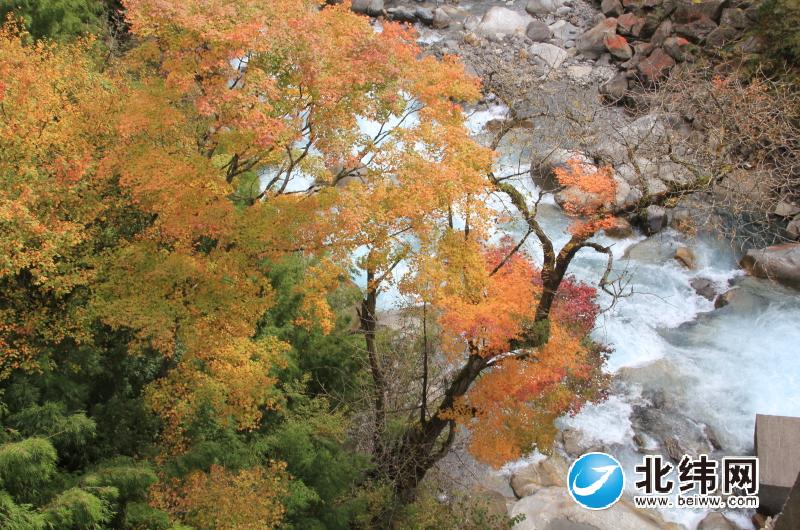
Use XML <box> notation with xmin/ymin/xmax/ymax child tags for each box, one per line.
<box><xmin>663</xmin><ymin>36</ymin><xmax>690</xmax><ymax>61</ymax></box>
<box><xmin>415</xmin><ymin>7</ymin><xmax>434</xmax><ymax>25</ymax></box>
<box><xmin>698</xmin><ymin>512</ymin><xmax>737</xmax><ymax>530</ymax></box>
<box><xmin>549</xmin><ymin>20</ymin><xmax>581</xmax><ymax>41</ymax></box>
<box><xmin>510</xmin><ymin>487</ymin><xmax>682</xmax><ymax>530</ymax></box>
<box><xmin>601</xmin><ymin>0</ymin><xmax>624</xmax><ymax>17</ymax></box>
<box><xmin>646</xmin><ymin>204</ymin><xmax>669</xmax><ymax>234</ymax></box>
<box><xmin>387</xmin><ymin>6</ymin><xmax>416</xmax><ymax>22</ymax></box>
<box><xmin>714</xmin><ymin>287</ymin><xmax>740</xmax><ymax>309</ymax></box>
<box><xmin>431</xmin><ymin>7</ymin><xmax>451</xmax><ymax>29</ymax></box>
<box><xmin>604</xmin><ymin>217</ymin><xmax>634</xmax><ymax>238</ymax></box>
<box><xmin>477</xmin><ymin>7</ymin><xmax>532</xmax><ymax>36</ymax></box>
<box><xmin>351</xmin><ymin>0</ymin><xmax>383</xmax><ymax>16</ymax></box>
<box><xmin>636</xmin><ymin>47</ymin><xmax>676</xmax><ymax>84</ymax></box>
<box><xmin>741</xmin><ymin>243</ymin><xmax>800</xmax><ymax>289</ymax></box>
<box><xmin>560</xmin><ymin>428</ymin><xmax>589</xmax><ymax>456</ymax></box>
<box><xmin>674</xmin><ymin>246</ymin><xmax>696</xmax><ymax>269</ymax></box>
<box><xmin>691</xmin><ymin>278</ymin><xmax>717</xmax><ymax>300</ymax></box>
<box><xmin>527</xmin><ymin>20</ymin><xmax>552</xmax><ymax>42</ymax></box>
<box><xmin>510</xmin><ymin>455</ymin><xmax>568</xmax><ymax>498</ymax></box>
<box><xmin>526</xmin><ymin>0</ymin><xmax>564</xmax><ymax>15</ymax></box>
<box><xmin>600</xmin><ymin>72</ymin><xmax>630</xmax><ymax>101</ymax></box>
<box><xmin>675</xmin><ymin>16</ymin><xmax>718</xmax><ymax>43</ymax></box>
<box><xmin>529</xmin><ymin>42</ymin><xmax>568</xmax><ymax>69</ymax></box>
<box><xmin>604</xmin><ymin>33</ymin><xmax>633</xmax><ymax>60</ymax></box>
<box><xmin>617</xmin><ymin>12</ymin><xmax>645</xmax><ymax>37</ymax></box>
<box><xmin>577</xmin><ymin>17</ymin><xmax>618</xmax><ymax>59</ymax></box>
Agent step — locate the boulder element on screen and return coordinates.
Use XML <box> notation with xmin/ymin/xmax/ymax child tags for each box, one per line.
<box><xmin>351</xmin><ymin>0</ymin><xmax>383</xmax><ymax>16</ymax></box>
<box><xmin>529</xmin><ymin>42</ymin><xmax>568</xmax><ymax>69</ymax></box>
<box><xmin>510</xmin><ymin>455</ymin><xmax>569</xmax><ymax>498</ymax></box>
<box><xmin>477</xmin><ymin>7</ymin><xmax>533</xmax><ymax>36</ymax></box>
<box><xmin>617</xmin><ymin>12</ymin><xmax>645</xmax><ymax>37</ymax></box>
<box><xmin>577</xmin><ymin>17</ymin><xmax>618</xmax><ymax>59</ymax></box>
<box><xmin>673</xmin><ymin>0</ymin><xmax>727</xmax><ymax>23</ymax></box>
<box><xmin>691</xmin><ymin>278</ymin><xmax>717</xmax><ymax>300</ymax></box>
<box><xmin>600</xmin><ymin>72</ymin><xmax>630</xmax><ymax>101</ymax></box>
<box><xmin>601</xmin><ymin>0</ymin><xmax>624</xmax><ymax>17</ymax></box>
<box><xmin>721</xmin><ymin>7</ymin><xmax>750</xmax><ymax>29</ymax></box>
<box><xmin>509</xmin><ymin>487</ymin><xmax>683</xmax><ymax>530</ymax></box>
<box><xmin>526</xmin><ymin>0</ymin><xmax>564</xmax><ymax>15</ymax></box>
<box><xmin>431</xmin><ymin>7</ymin><xmax>451</xmax><ymax>29</ymax></box>
<box><xmin>714</xmin><ymin>286</ymin><xmax>740</xmax><ymax>308</ymax></box>
<box><xmin>774</xmin><ymin>200</ymin><xmax>800</xmax><ymax>218</ymax></box>
<box><xmin>386</xmin><ymin>6</ymin><xmax>416</xmax><ymax>22</ymax></box>
<box><xmin>604</xmin><ymin>33</ymin><xmax>633</xmax><ymax>60</ymax></box>
<box><xmin>646</xmin><ymin>204</ymin><xmax>669</xmax><ymax>234</ymax></box>
<box><xmin>663</xmin><ymin>36</ymin><xmax>691</xmax><ymax>61</ymax></box>
<box><xmin>463</xmin><ymin>15</ymin><xmax>480</xmax><ymax>32</ymax></box>
<box><xmin>415</xmin><ymin>7</ymin><xmax>434</xmax><ymax>25</ymax></box>
<box><xmin>526</xmin><ymin>20</ymin><xmax>552</xmax><ymax>42</ymax></box>
<box><xmin>636</xmin><ymin>47</ymin><xmax>676</xmax><ymax>83</ymax></box>
<box><xmin>604</xmin><ymin>217</ymin><xmax>634</xmax><ymax>238</ymax></box>
<box><xmin>674</xmin><ymin>246</ymin><xmax>696</xmax><ymax>269</ymax></box>
<box><xmin>549</xmin><ymin>20</ymin><xmax>581</xmax><ymax>41</ymax></box>
<box><xmin>560</xmin><ymin>428</ymin><xmax>590</xmax><ymax>456</ymax></box>
<box><xmin>706</xmin><ymin>24</ymin><xmax>740</xmax><ymax>47</ymax></box>
<box><xmin>698</xmin><ymin>512</ymin><xmax>737</xmax><ymax>530</ymax></box>
<box><xmin>741</xmin><ymin>244</ymin><xmax>800</xmax><ymax>289</ymax></box>
<box><xmin>675</xmin><ymin>16</ymin><xmax>718</xmax><ymax>43</ymax></box>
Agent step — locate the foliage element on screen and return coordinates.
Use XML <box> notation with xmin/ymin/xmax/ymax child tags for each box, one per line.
<box><xmin>0</xmin><ymin>0</ymin><xmax>107</xmax><ymax>40</ymax></box>
<box><xmin>757</xmin><ymin>0</ymin><xmax>800</xmax><ymax>70</ymax></box>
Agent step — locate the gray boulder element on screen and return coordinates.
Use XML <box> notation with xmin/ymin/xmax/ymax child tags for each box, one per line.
<box><xmin>431</xmin><ymin>7</ymin><xmax>451</xmax><ymax>29</ymax></box>
<box><xmin>549</xmin><ymin>20</ymin><xmax>581</xmax><ymax>41</ymax></box>
<box><xmin>477</xmin><ymin>7</ymin><xmax>533</xmax><ymax>36</ymax></box>
<box><xmin>351</xmin><ymin>0</ymin><xmax>383</xmax><ymax>17</ymax></box>
<box><xmin>526</xmin><ymin>20</ymin><xmax>552</xmax><ymax>42</ymax></box>
<box><xmin>691</xmin><ymin>278</ymin><xmax>717</xmax><ymax>300</ymax></box>
<box><xmin>646</xmin><ymin>205</ymin><xmax>669</xmax><ymax>234</ymax></box>
<box><xmin>741</xmin><ymin>244</ymin><xmax>800</xmax><ymax>289</ymax></box>
<box><xmin>529</xmin><ymin>42</ymin><xmax>568</xmax><ymax>69</ymax></box>
<box><xmin>526</xmin><ymin>0</ymin><xmax>564</xmax><ymax>16</ymax></box>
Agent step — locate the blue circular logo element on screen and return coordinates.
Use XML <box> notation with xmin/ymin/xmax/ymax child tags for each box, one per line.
<box><xmin>567</xmin><ymin>452</ymin><xmax>625</xmax><ymax>510</ymax></box>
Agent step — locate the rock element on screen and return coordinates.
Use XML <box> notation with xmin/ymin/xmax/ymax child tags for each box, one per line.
<box><xmin>431</xmin><ymin>7</ymin><xmax>451</xmax><ymax>29</ymax></box>
<box><xmin>636</xmin><ymin>47</ymin><xmax>676</xmax><ymax>83</ymax></box>
<box><xmin>477</xmin><ymin>7</ymin><xmax>533</xmax><ymax>36</ymax></box>
<box><xmin>549</xmin><ymin>20</ymin><xmax>581</xmax><ymax>41</ymax></box>
<box><xmin>617</xmin><ymin>13</ymin><xmax>645</xmax><ymax>37</ymax></box>
<box><xmin>526</xmin><ymin>20</ymin><xmax>552</xmax><ymax>41</ymax></box>
<box><xmin>706</xmin><ymin>24</ymin><xmax>740</xmax><ymax>47</ymax></box>
<box><xmin>463</xmin><ymin>15</ymin><xmax>480</xmax><ymax>32</ymax></box>
<box><xmin>577</xmin><ymin>17</ymin><xmax>618</xmax><ymax>59</ymax></box>
<box><xmin>604</xmin><ymin>217</ymin><xmax>634</xmax><ymax>238</ymax></box>
<box><xmin>567</xmin><ymin>65</ymin><xmax>594</xmax><ymax>83</ymax></box>
<box><xmin>560</xmin><ymin>428</ymin><xmax>588</xmax><ymax>456</ymax></box>
<box><xmin>721</xmin><ymin>7</ymin><xmax>750</xmax><ymax>29</ymax></box>
<box><xmin>646</xmin><ymin>204</ymin><xmax>669</xmax><ymax>234</ymax></box>
<box><xmin>463</xmin><ymin>32</ymin><xmax>481</xmax><ymax>46</ymax></box>
<box><xmin>604</xmin><ymin>33</ymin><xmax>633</xmax><ymax>60</ymax></box>
<box><xmin>415</xmin><ymin>7</ymin><xmax>434</xmax><ymax>25</ymax></box>
<box><xmin>386</xmin><ymin>6</ymin><xmax>416</xmax><ymax>22</ymax></box>
<box><xmin>698</xmin><ymin>512</ymin><xmax>737</xmax><ymax>530</ymax></box>
<box><xmin>601</xmin><ymin>0</ymin><xmax>624</xmax><ymax>17</ymax></box>
<box><xmin>674</xmin><ymin>246</ymin><xmax>696</xmax><ymax>269</ymax></box>
<box><xmin>787</xmin><ymin>216</ymin><xmax>800</xmax><ymax>240</ymax></box>
<box><xmin>774</xmin><ymin>200</ymin><xmax>800</xmax><ymax>218</ymax></box>
<box><xmin>663</xmin><ymin>36</ymin><xmax>690</xmax><ymax>61</ymax></box>
<box><xmin>691</xmin><ymin>278</ymin><xmax>717</xmax><ymax>300</ymax></box>
<box><xmin>673</xmin><ymin>0</ymin><xmax>727</xmax><ymax>23</ymax></box>
<box><xmin>600</xmin><ymin>72</ymin><xmax>629</xmax><ymax>101</ymax></box>
<box><xmin>526</xmin><ymin>0</ymin><xmax>564</xmax><ymax>15</ymax></box>
<box><xmin>714</xmin><ymin>287</ymin><xmax>740</xmax><ymax>309</ymax></box>
<box><xmin>351</xmin><ymin>0</ymin><xmax>383</xmax><ymax>16</ymax></box>
<box><xmin>509</xmin><ymin>487</ymin><xmax>682</xmax><ymax>530</ymax></box>
<box><xmin>529</xmin><ymin>42</ymin><xmax>568</xmax><ymax>69</ymax></box>
<box><xmin>510</xmin><ymin>455</ymin><xmax>569</xmax><ymax>498</ymax></box>
<box><xmin>675</xmin><ymin>16</ymin><xmax>718</xmax><ymax>43</ymax></box>
<box><xmin>651</xmin><ymin>19</ymin><xmax>673</xmax><ymax>47</ymax></box>
<box><xmin>555</xmin><ymin>6</ymin><xmax>572</xmax><ymax>16</ymax></box>
<box><xmin>741</xmin><ymin>244</ymin><xmax>800</xmax><ymax>289</ymax></box>
<box><xmin>531</xmin><ymin>148</ymin><xmax>589</xmax><ymax>189</ymax></box>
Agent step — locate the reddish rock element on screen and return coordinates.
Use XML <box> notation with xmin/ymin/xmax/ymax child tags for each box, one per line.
<box><xmin>663</xmin><ymin>36</ymin><xmax>690</xmax><ymax>61</ymax></box>
<box><xmin>577</xmin><ymin>17</ymin><xmax>619</xmax><ymax>58</ymax></box>
<box><xmin>617</xmin><ymin>12</ymin><xmax>645</xmax><ymax>37</ymax></box>
<box><xmin>604</xmin><ymin>33</ymin><xmax>633</xmax><ymax>60</ymax></box>
<box><xmin>636</xmin><ymin>47</ymin><xmax>675</xmax><ymax>84</ymax></box>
